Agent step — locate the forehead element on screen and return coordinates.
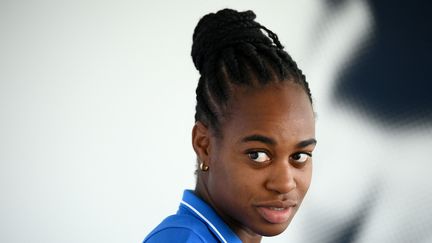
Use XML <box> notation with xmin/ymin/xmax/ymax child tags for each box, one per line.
<box><xmin>221</xmin><ymin>83</ymin><xmax>315</xmax><ymax>143</ymax></box>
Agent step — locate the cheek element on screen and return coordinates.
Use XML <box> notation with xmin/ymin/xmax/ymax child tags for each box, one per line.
<box><xmin>296</xmin><ymin>164</ymin><xmax>313</xmax><ymax>196</ymax></box>
<box><xmin>209</xmin><ymin>153</ymin><xmax>265</xmax><ymax>200</ymax></box>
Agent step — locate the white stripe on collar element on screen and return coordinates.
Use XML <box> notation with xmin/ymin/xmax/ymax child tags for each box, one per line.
<box><xmin>180</xmin><ymin>200</ymin><xmax>228</xmax><ymax>243</ymax></box>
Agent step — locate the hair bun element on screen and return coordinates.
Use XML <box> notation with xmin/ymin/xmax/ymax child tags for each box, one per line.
<box><xmin>191</xmin><ymin>9</ymin><xmax>274</xmax><ymax>73</ymax></box>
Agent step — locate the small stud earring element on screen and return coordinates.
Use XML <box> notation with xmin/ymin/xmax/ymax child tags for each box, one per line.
<box><xmin>199</xmin><ymin>162</ymin><xmax>209</xmax><ymax>171</ymax></box>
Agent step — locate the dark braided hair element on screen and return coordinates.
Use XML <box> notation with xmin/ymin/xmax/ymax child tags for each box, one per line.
<box><xmin>192</xmin><ymin>9</ymin><xmax>312</xmax><ymax>133</ymax></box>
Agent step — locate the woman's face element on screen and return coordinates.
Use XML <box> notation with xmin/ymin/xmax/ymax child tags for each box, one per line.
<box><xmin>194</xmin><ymin>82</ymin><xmax>316</xmax><ymax>239</ymax></box>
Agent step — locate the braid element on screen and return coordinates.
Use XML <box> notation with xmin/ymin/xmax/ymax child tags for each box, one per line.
<box><xmin>192</xmin><ymin>8</ymin><xmax>312</xmax><ymax>132</ymax></box>
<box><xmin>236</xmin><ymin>43</ymin><xmax>271</xmax><ymax>83</ymax></box>
<box><xmin>256</xmin><ymin>44</ymin><xmax>287</xmax><ymax>80</ymax></box>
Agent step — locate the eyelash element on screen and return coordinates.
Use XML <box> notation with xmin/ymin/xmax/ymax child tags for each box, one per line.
<box><xmin>290</xmin><ymin>152</ymin><xmax>312</xmax><ymax>164</ymax></box>
<box><xmin>246</xmin><ymin>150</ymin><xmax>312</xmax><ymax>164</ymax></box>
<box><xmin>247</xmin><ymin>150</ymin><xmax>271</xmax><ymax>163</ymax></box>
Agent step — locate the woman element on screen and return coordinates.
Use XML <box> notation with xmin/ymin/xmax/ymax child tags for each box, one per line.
<box><xmin>144</xmin><ymin>8</ymin><xmax>316</xmax><ymax>243</ymax></box>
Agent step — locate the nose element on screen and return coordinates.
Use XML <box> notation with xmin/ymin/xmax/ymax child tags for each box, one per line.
<box><xmin>265</xmin><ymin>161</ymin><xmax>296</xmax><ymax>194</ymax></box>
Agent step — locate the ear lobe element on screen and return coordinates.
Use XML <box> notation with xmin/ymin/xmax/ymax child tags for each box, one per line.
<box><xmin>192</xmin><ymin>121</ymin><xmax>211</xmax><ymax>164</ymax></box>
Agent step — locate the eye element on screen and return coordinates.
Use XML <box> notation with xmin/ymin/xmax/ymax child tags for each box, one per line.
<box><xmin>248</xmin><ymin>151</ymin><xmax>271</xmax><ymax>163</ymax></box>
<box><xmin>291</xmin><ymin>152</ymin><xmax>311</xmax><ymax>163</ymax></box>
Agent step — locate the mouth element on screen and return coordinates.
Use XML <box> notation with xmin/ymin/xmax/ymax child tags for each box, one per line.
<box><xmin>255</xmin><ymin>201</ymin><xmax>297</xmax><ymax>224</ymax></box>
<box><xmin>256</xmin><ymin>206</ymin><xmax>293</xmax><ymax>224</ymax></box>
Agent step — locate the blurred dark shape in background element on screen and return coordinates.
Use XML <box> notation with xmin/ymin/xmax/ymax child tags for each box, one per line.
<box><xmin>303</xmin><ymin>1</ymin><xmax>432</xmax><ymax>243</ymax></box>
<box><xmin>332</xmin><ymin>0</ymin><xmax>432</xmax><ymax>129</ymax></box>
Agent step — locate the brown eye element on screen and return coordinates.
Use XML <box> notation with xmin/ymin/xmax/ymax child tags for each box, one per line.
<box><xmin>291</xmin><ymin>153</ymin><xmax>311</xmax><ymax>163</ymax></box>
<box><xmin>248</xmin><ymin>151</ymin><xmax>270</xmax><ymax>163</ymax></box>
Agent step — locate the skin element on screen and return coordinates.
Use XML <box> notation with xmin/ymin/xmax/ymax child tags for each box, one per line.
<box><xmin>192</xmin><ymin>82</ymin><xmax>316</xmax><ymax>243</ymax></box>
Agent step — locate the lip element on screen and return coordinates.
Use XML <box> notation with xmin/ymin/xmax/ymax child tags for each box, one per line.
<box><xmin>255</xmin><ymin>200</ymin><xmax>297</xmax><ymax>224</ymax></box>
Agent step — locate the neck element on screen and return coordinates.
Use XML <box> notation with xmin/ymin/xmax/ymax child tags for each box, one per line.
<box><xmin>236</xmin><ymin>231</ymin><xmax>262</xmax><ymax>243</ymax></box>
<box><xmin>194</xmin><ymin>178</ymin><xmax>263</xmax><ymax>243</ymax></box>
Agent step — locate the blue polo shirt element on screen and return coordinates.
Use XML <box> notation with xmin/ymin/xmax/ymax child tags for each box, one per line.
<box><xmin>143</xmin><ymin>190</ymin><xmax>241</xmax><ymax>243</ymax></box>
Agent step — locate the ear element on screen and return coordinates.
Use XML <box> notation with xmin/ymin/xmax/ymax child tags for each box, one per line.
<box><xmin>192</xmin><ymin>121</ymin><xmax>211</xmax><ymax>165</ymax></box>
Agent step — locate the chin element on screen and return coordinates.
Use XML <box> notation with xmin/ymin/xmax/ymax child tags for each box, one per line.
<box><xmin>254</xmin><ymin>222</ymin><xmax>291</xmax><ymax>237</ymax></box>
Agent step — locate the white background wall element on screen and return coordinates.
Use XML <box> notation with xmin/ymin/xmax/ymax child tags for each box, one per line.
<box><xmin>1</xmin><ymin>1</ymin><xmax>431</xmax><ymax>243</ymax></box>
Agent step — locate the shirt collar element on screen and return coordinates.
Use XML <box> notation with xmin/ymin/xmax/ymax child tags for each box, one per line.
<box><xmin>180</xmin><ymin>190</ymin><xmax>242</xmax><ymax>243</ymax></box>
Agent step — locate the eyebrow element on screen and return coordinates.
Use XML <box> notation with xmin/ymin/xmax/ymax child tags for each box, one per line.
<box><xmin>241</xmin><ymin>134</ymin><xmax>276</xmax><ymax>145</ymax></box>
<box><xmin>296</xmin><ymin>138</ymin><xmax>317</xmax><ymax>148</ymax></box>
<box><xmin>241</xmin><ymin>134</ymin><xmax>317</xmax><ymax>148</ymax></box>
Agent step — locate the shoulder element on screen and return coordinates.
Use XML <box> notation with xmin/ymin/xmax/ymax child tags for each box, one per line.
<box><xmin>143</xmin><ymin>214</ymin><xmax>218</xmax><ymax>243</ymax></box>
<box><xmin>144</xmin><ymin>227</ymin><xmax>205</xmax><ymax>243</ymax></box>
